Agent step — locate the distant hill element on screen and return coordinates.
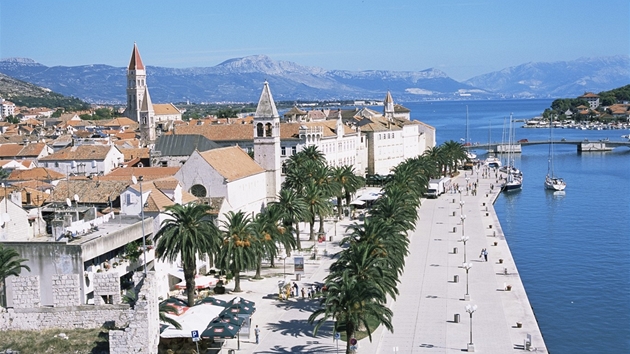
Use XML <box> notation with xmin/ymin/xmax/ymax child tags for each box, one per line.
<box><xmin>0</xmin><ymin>63</ymin><xmax>89</xmax><ymax>111</ymax></box>
<box><xmin>0</xmin><ymin>55</ymin><xmax>627</xmax><ymax>104</ymax></box>
<box><xmin>465</xmin><ymin>55</ymin><xmax>630</xmax><ymax>99</ymax></box>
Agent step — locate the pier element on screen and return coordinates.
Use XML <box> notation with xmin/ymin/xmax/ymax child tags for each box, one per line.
<box><xmin>466</xmin><ymin>139</ymin><xmax>630</xmax><ymax>153</ymax></box>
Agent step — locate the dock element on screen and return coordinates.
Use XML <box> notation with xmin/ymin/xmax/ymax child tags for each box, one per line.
<box><xmin>210</xmin><ymin>170</ymin><xmax>547</xmax><ymax>353</ymax></box>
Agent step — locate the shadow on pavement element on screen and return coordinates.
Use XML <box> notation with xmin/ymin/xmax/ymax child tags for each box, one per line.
<box><xmin>254</xmin><ymin>344</ymin><xmax>339</xmax><ymax>353</ymax></box>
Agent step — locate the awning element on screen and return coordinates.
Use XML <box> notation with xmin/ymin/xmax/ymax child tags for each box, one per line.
<box><xmin>358</xmin><ymin>192</ymin><xmax>381</xmax><ymax>201</ymax></box>
<box><xmin>175</xmin><ymin>275</ymin><xmax>220</xmax><ymax>290</ymax></box>
<box><xmin>349</xmin><ymin>199</ymin><xmax>365</xmax><ymax>206</ymax></box>
<box><xmin>160</xmin><ymin>302</ymin><xmax>224</xmax><ymax>338</ymax></box>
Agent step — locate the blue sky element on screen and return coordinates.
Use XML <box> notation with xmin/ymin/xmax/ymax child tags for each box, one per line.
<box><xmin>0</xmin><ymin>0</ymin><xmax>628</xmax><ymax>81</ymax></box>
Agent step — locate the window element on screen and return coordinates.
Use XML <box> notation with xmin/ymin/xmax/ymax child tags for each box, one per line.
<box><xmin>292</xmin><ymin>146</ymin><xmax>297</xmax><ymax>155</ymax></box>
<box><xmin>190</xmin><ymin>184</ymin><xmax>207</xmax><ymax>198</ymax></box>
<box><xmin>256</xmin><ymin>123</ymin><xmax>264</xmax><ymax>137</ymax></box>
<box><xmin>265</xmin><ymin>123</ymin><xmax>272</xmax><ymax>137</ymax></box>
<box><xmin>281</xmin><ymin>146</ymin><xmax>286</xmax><ymax>156</ymax></box>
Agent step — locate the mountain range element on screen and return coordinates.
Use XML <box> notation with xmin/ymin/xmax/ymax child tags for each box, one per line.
<box><xmin>0</xmin><ymin>55</ymin><xmax>627</xmax><ymax>104</ymax></box>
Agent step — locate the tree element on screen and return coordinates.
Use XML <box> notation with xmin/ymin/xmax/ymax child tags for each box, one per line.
<box><xmin>217</xmin><ymin>211</ymin><xmax>256</xmax><ymax>293</ymax></box>
<box><xmin>160</xmin><ymin>302</ymin><xmax>182</xmax><ymax>330</ymax></box>
<box><xmin>303</xmin><ymin>180</ymin><xmax>332</xmax><ymax>241</ymax></box>
<box><xmin>0</xmin><ymin>244</ymin><xmax>30</xmax><ymax>307</ymax></box>
<box><xmin>154</xmin><ymin>203</ymin><xmax>220</xmax><ymax>306</ymax></box>
<box><xmin>270</xmin><ymin>189</ymin><xmax>308</xmax><ymax>251</ymax></box>
<box><xmin>309</xmin><ymin>273</ymin><xmax>393</xmax><ymax>354</ymax></box>
<box><xmin>251</xmin><ymin>207</ymin><xmax>294</xmax><ymax>279</ymax></box>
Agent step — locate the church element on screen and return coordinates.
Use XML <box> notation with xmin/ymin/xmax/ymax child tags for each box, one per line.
<box><xmin>124</xmin><ymin>43</ymin><xmax>182</xmax><ymax>145</ymax></box>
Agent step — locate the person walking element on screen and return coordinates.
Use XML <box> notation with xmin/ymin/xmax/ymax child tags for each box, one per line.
<box><xmin>255</xmin><ymin>325</ymin><xmax>260</xmax><ymax>344</ymax></box>
<box><xmin>301</xmin><ymin>287</ymin><xmax>305</xmax><ymax>299</ymax></box>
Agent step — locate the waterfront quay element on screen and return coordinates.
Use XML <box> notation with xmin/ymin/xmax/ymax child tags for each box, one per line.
<box><xmin>215</xmin><ymin>169</ymin><xmax>546</xmax><ymax>354</ymax></box>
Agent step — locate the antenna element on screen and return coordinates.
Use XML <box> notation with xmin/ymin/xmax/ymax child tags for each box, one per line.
<box><xmin>131</xmin><ymin>175</ymin><xmax>138</xmax><ymax>185</ymax></box>
<box><xmin>66</xmin><ymin>198</ymin><xmax>72</xmax><ymax>207</ymax></box>
<box><xmin>73</xmin><ymin>194</ymin><xmax>80</xmax><ymax>202</ymax></box>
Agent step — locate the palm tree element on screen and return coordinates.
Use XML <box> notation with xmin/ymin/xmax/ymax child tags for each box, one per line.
<box><xmin>423</xmin><ymin>146</ymin><xmax>446</xmax><ymax>178</ymax></box>
<box><xmin>442</xmin><ymin>140</ymin><xmax>468</xmax><ymax>174</ymax></box>
<box><xmin>154</xmin><ymin>203</ymin><xmax>220</xmax><ymax>306</ymax></box>
<box><xmin>303</xmin><ymin>180</ymin><xmax>333</xmax><ymax>241</ymax></box>
<box><xmin>309</xmin><ymin>273</ymin><xmax>393</xmax><ymax>354</ymax></box>
<box><xmin>331</xmin><ymin>165</ymin><xmax>365</xmax><ymax>219</ymax></box>
<box><xmin>251</xmin><ymin>207</ymin><xmax>295</xmax><ymax>279</ymax></box>
<box><xmin>217</xmin><ymin>211</ymin><xmax>256</xmax><ymax>293</ymax></box>
<box><xmin>0</xmin><ymin>244</ymin><xmax>30</xmax><ymax>307</ymax></box>
<box><xmin>270</xmin><ymin>189</ymin><xmax>308</xmax><ymax>251</ymax></box>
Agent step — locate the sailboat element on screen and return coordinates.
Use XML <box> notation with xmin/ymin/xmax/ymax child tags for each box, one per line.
<box><xmin>464</xmin><ymin>106</ymin><xmax>476</xmax><ymax>159</ymax></box>
<box><xmin>484</xmin><ymin>120</ymin><xmax>502</xmax><ymax>168</ymax></box>
<box><xmin>502</xmin><ymin>113</ymin><xmax>522</xmax><ymax>192</ymax></box>
<box><xmin>544</xmin><ymin>116</ymin><xmax>566</xmax><ymax>191</ymax></box>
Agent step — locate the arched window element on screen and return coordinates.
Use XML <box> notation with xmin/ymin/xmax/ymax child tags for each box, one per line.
<box><xmin>256</xmin><ymin>123</ymin><xmax>264</xmax><ymax>137</ymax></box>
<box><xmin>265</xmin><ymin>123</ymin><xmax>272</xmax><ymax>137</ymax></box>
<box><xmin>190</xmin><ymin>184</ymin><xmax>207</xmax><ymax>198</ymax></box>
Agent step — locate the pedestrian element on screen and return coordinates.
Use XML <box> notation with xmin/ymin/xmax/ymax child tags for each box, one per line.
<box><xmin>301</xmin><ymin>287</ymin><xmax>305</xmax><ymax>299</ymax></box>
<box><xmin>292</xmin><ymin>282</ymin><xmax>298</xmax><ymax>297</ymax></box>
<box><xmin>255</xmin><ymin>325</ymin><xmax>260</xmax><ymax>344</ymax></box>
<box><xmin>483</xmin><ymin>248</ymin><xmax>488</xmax><ymax>262</ymax></box>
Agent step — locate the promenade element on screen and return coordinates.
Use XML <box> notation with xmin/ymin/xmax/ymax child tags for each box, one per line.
<box><xmin>210</xmin><ymin>170</ymin><xmax>547</xmax><ymax>353</ymax></box>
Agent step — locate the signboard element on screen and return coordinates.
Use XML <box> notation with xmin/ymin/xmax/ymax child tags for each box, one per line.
<box><xmin>350</xmin><ymin>338</ymin><xmax>357</xmax><ymax>345</ymax></box>
<box><xmin>191</xmin><ymin>330</ymin><xmax>200</xmax><ymax>342</ymax></box>
<box><xmin>335</xmin><ymin>332</ymin><xmax>341</xmax><ymax>340</ymax></box>
<box><xmin>294</xmin><ymin>256</ymin><xmax>305</xmax><ymax>274</ymax></box>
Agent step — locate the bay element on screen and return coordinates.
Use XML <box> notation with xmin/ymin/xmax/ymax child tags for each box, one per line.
<box><xmin>406</xmin><ymin>99</ymin><xmax>630</xmax><ymax>354</ymax></box>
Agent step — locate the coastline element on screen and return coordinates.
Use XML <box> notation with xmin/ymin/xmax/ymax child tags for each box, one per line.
<box><xmin>361</xmin><ymin>168</ymin><xmax>548</xmax><ymax>353</ymax></box>
<box><xmin>210</xmin><ymin>167</ymin><xmax>548</xmax><ymax>353</ymax></box>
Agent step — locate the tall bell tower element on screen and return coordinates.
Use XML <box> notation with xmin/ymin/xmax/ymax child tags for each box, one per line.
<box><xmin>125</xmin><ymin>43</ymin><xmax>146</xmax><ymax>124</ymax></box>
<box><xmin>253</xmin><ymin>81</ymin><xmax>281</xmax><ymax>201</ymax></box>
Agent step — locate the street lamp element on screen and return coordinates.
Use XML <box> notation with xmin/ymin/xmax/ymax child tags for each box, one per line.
<box><xmin>463</xmin><ymin>262</ymin><xmax>472</xmax><ymax>301</ymax></box>
<box><xmin>466</xmin><ymin>304</ymin><xmax>478</xmax><ymax>352</ymax></box>
<box><xmin>132</xmin><ymin>175</ymin><xmax>147</xmax><ymax>276</ymax></box>
<box><xmin>459</xmin><ymin>200</ymin><xmax>465</xmax><ymax>215</ymax></box>
<box><xmin>459</xmin><ymin>235</ymin><xmax>469</xmax><ymax>263</ymax></box>
<box><xmin>466</xmin><ymin>305</ymin><xmax>477</xmax><ymax>352</ymax></box>
<box><xmin>465</xmin><ymin>177</ymin><xmax>470</xmax><ymax>195</ymax></box>
<box><xmin>460</xmin><ymin>214</ymin><xmax>466</xmax><ymax>238</ymax></box>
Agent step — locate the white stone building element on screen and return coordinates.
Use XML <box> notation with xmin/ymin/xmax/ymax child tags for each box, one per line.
<box><xmin>39</xmin><ymin>144</ymin><xmax>125</xmax><ymax>176</ymax></box>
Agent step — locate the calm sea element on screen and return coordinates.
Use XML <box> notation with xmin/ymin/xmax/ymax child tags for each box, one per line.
<box><xmin>405</xmin><ymin>99</ymin><xmax>630</xmax><ymax>354</ymax></box>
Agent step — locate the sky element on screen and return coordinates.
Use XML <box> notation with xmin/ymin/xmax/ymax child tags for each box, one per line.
<box><xmin>0</xmin><ymin>0</ymin><xmax>628</xmax><ymax>81</ymax></box>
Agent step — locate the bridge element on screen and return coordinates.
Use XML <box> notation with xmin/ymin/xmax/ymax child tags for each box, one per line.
<box><xmin>464</xmin><ymin>139</ymin><xmax>630</xmax><ymax>153</ymax></box>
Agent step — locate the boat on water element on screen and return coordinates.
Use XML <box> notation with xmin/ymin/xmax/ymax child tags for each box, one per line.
<box><xmin>502</xmin><ymin>113</ymin><xmax>522</xmax><ymax>192</ymax></box>
<box><xmin>484</xmin><ymin>156</ymin><xmax>502</xmax><ymax>168</ymax></box>
<box><xmin>545</xmin><ymin>116</ymin><xmax>566</xmax><ymax>191</ymax></box>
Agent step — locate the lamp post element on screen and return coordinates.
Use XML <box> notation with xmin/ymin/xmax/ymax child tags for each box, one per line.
<box><xmin>459</xmin><ymin>235</ymin><xmax>469</xmax><ymax>263</ymax></box>
<box><xmin>466</xmin><ymin>177</ymin><xmax>470</xmax><ymax>195</ymax></box>
<box><xmin>279</xmin><ymin>251</ymin><xmax>287</xmax><ymax>280</ymax></box>
<box><xmin>463</xmin><ymin>262</ymin><xmax>472</xmax><ymax>301</ymax></box>
<box><xmin>466</xmin><ymin>304</ymin><xmax>478</xmax><ymax>352</ymax></box>
<box><xmin>132</xmin><ymin>175</ymin><xmax>147</xmax><ymax>276</ymax></box>
<box><xmin>459</xmin><ymin>200</ymin><xmax>465</xmax><ymax>216</ymax></box>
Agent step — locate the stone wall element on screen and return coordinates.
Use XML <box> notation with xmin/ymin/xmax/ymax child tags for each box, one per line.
<box><xmin>0</xmin><ymin>305</ymin><xmax>129</xmax><ymax>331</ymax></box>
<box><xmin>94</xmin><ymin>272</ymin><xmax>121</xmax><ymax>305</ymax></box>
<box><xmin>109</xmin><ymin>272</ymin><xmax>159</xmax><ymax>354</ymax></box>
<box><xmin>10</xmin><ymin>276</ymin><xmax>40</xmax><ymax>309</ymax></box>
<box><xmin>52</xmin><ymin>274</ymin><xmax>81</xmax><ymax>307</ymax></box>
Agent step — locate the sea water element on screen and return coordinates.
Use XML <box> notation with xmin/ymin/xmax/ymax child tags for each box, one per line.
<box><xmin>407</xmin><ymin>99</ymin><xmax>630</xmax><ymax>354</ymax></box>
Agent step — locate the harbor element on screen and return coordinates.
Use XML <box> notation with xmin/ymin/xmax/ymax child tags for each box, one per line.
<box><xmin>226</xmin><ymin>166</ymin><xmax>547</xmax><ymax>353</ymax></box>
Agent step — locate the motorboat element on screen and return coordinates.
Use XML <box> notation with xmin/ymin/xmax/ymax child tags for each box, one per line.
<box><xmin>484</xmin><ymin>156</ymin><xmax>502</xmax><ymax>168</ymax></box>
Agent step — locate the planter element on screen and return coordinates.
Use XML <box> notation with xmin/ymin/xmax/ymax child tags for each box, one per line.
<box><xmin>493</xmin><ymin>241</ymin><xmax>498</xmax><ymax>246</ymax></box>
<box><xmin>499</xmin><ymin>259</ymin><xmax>503</xmax><ymax>264</ymax></box>
<box><xmin>516</xmin><ymin>322</ymin><xmax>522</xmax><ymax>328</ymax></box>
<box><xmin>506</xmin><ymin>285</ymin><xmax>512</xmax><ymax>291</ymax></box>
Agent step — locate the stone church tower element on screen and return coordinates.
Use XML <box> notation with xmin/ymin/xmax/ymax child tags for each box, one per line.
<box><xmin>125</xmin><ymin>43</ymin><xmax>155</xmax><ymax>143</ymax></box>
<box><xmin>384</xmin><ymin>90</ymin><xmax>395</xmax><ymax>120</ymax></box>
<box><xmin>253</xmin><ymin>81</ymin><xmax>281</xmax><ymax>202</ymax></box>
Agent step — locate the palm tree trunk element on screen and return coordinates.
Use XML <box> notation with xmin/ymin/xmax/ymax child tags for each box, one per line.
<box><xmin>233</xmin><ymin>267</ymin><xmax>242</xmax><ymax>292</ymax></box>
<box><xmin>345</xmin><ymin>324</ymin><xmax>355</xmax><ymax>354</ymax></box>
<box><xmin>294</xmin><ymin>222</ymin><xmax>301</xmax><ymax>250</ymax></box>
<box><xmin>309</xmin><ymin>219</ymin><xmax>315</xmax><ymax>241</ymax></box>
<box><xmin>183</xmin><ymin>266</ymin><xmax>196</xmax><ymax>306</ymax></box>
<box><xmin>337</xmin><ymin>196</ymin><xmax>343</xmax><ymax>218</ymax></box>
<box><xmin>318</xmin><ymin>213</ymin><xmax>325</xmax><ymax>234</ymax></box>
<box><xmin>254</xmin><ymin>255</ymin><xmax>262</xmax><ymax>279</ymax></box>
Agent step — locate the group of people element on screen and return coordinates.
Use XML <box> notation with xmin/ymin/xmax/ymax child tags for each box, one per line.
<box><xmin>479</xmin><ymin>248</ymin><xmax>488</xmax><ymax>261</ymax></box>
